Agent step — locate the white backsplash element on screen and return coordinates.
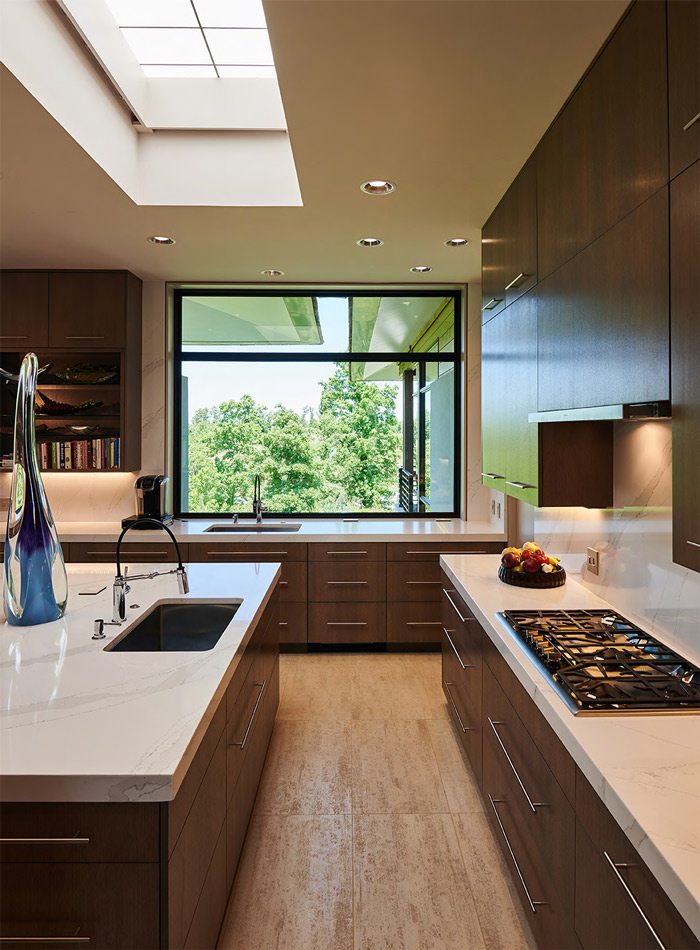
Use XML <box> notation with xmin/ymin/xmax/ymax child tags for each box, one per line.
<box><xmin>532</xmin><ymin>420</ymin><xmax>700</xmax><ymax>661</ymax></box>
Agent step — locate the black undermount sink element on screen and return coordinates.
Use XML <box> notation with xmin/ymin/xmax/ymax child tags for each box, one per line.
<box><xmin>204</xmin><ymin>523</ymin><xmax>302</xmax><ymax>533</ymax></box>
<box><xmin>106</xmin><ymin>602</ymin><xmax>239</xmax><ymax>652</ymax></box>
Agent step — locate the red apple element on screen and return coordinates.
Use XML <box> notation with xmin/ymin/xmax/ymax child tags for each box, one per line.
<box><xmin>522</xmin><ymin>557</ymin><xmax>541</xmax><ymax>573</ymax></box>
<box><xmin>501</xmin><ymin>552</ymin><xmax>520</xmax><ymax>569</ymax></box>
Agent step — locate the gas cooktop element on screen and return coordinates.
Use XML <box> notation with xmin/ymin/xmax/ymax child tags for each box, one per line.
<box><xmin>500</xmin><ymin>608</ymin><xmax>700</xmax><ymax>713</ymax></box>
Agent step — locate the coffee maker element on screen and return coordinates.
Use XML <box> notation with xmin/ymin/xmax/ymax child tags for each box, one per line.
<box><xmin>121</xmin><ymin>475</ymin><xmax>173</xmax><ymax>530</ymax></box>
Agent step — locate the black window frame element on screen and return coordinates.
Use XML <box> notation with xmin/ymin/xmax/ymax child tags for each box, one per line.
<box><xmin>173</xmin><ymin>288</ymin><xmax>461</xmax><ymax>519</ymax></box>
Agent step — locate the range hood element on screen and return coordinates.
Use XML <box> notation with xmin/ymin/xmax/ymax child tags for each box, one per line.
<box><xmin>528</xmin><ymin>401</ymin><xmax>672</xmax><ymax>423</ymax></box>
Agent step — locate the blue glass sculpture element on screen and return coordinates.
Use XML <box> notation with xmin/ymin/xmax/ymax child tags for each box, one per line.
<box><xmin>3</xmin><ymin>353</ymin><xmax>67</xmax><ymax>625</ymax></box>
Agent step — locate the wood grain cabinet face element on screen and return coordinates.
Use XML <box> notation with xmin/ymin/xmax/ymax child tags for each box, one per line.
<box><xmin>481</xmin><ymin>201</ymin><xmax>508</xmax><ymax>322</ymax></box>
<box><xmin>668</xmin><ymin>0</ymin><xmax>700</xmax><ymax>179</ymax></box>
<box><xmin>308</xmin><ymin>602</ymin><xmax>386</xmax><ymax>644</ymax></box>
<box><xmin>308</xmin><ymin>560</ymin><xmax>386</xmax><ymax>602</ymax></box>
<box><xmin>278</xmin><ymin>601</ymin><xmax>308</xmax><ymax>644</ymax></box>
<box><xmin>537</xmin><ymin>188</ymin><xmax>670</xmax><ymax>412</ymax></box>
<box><xmin>537</xmin><ymin>0</ymin><xmax>668</xmax><ymax>279</ymax></box>
<box><xmin>49</xmin><ymin>272</ymin><xmax>127</xmax><ymax>348</ymax></box>
<box><xmin>387</xmin><ymin>561</ymin><xmax>443</xmax><ymax>603</ymax></box>
<box><xmin>671</xmin><ymin>160</ymin><xmax>700</xmax><ymax>573</ymax></box>
<box><xmin>386</xmin><ymin>601</ymin><xmax>442</xmax><ymax>644</ymax></box>
<box><xmin>68</xmin><ymin>541</ymin><xmax>188</xmax><ymax>564</ymax></box>
<box><xmin>0</xmin><ymin>271</ymin><xmax>49</xmax><ymax>347</ymax></box>
<box><xmin>503</xmin><ymin>158</ymin><xmax>538</xmax><ymax>307</ymax></box>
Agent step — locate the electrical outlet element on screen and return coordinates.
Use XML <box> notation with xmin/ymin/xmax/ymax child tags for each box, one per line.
<box><xmin>587</xmin><ymin>548</ymin><xmax>600</xmax><ymax>575</ymax></box>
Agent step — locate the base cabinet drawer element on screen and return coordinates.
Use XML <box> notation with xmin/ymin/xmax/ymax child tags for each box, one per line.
<box><xmin>189</xmin><ymin>543</ymin><xmax>307</xmax><ymax>562</ymax></box>
<box><xmin>442</xmin><ymin>633</ymin><xmax>482</xmax><ymax>784</ymax></box>
<box><xmin>575</xmin><ymin>772</ymin><xmax>698</xmax><ymax>950</ymax></box>
<box><xmin>0</xmin><ymin>862</ymin><xmax>160</xmax><ymax>948</ymax></box>
<box><xmin>309</xmin><ymin>542</ymin><xmax>385</xmax><ymax>561</ymax></box>
<box><xmin>278</xmin><ymin>602</ymin><xmax>307</xmax><ymax>644</ymax></box>
<box><xmin>68</xmin><ymin>542</ymin><xmax>188</xmax><ymax>564</ymax></box>
<box><xmin>308</xmin><ymin>602</ymin><xmax>386</xmax><ymax>643</ymax></box>
<box><xmin>386</xmin><ymin>602</ymin><xmax>442</xmax><ymax>643</ymax></box>
<box><xmin>387</xmin><ymin>542</ymin><xmax>502</xmax><ymax>561</ymax></box>
<box><xmin>387</xmin><ymin>562</ymin><xmax>443</xmax><ymax>602</ymax></box>
<box><xmin>308</xmin><ymin>562</ymin><xmax>385</xmax><ymax>602</ymax></box>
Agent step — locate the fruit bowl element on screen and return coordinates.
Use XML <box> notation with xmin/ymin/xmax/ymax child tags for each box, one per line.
<box><xmin>498</xmin><ymin>564</ymin><xmax>566</xmax><ymax>588</ymax></box>
<box><xmin>498</xmin><ymin>542</ymin><xmax>566</xmax><ymax>588</ymax></box>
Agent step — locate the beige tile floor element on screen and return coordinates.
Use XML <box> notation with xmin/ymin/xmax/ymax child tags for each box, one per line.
<box><xmin>218</xmin><ymin>653</ymin><xmax>536</xmax><ymax>950</ymax></box>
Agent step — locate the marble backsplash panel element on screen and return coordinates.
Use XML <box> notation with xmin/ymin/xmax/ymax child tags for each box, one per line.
<box><xmin>533</xmin><ymin>421</ymin><xmax>700</xmax><ymax>661</ymax></box>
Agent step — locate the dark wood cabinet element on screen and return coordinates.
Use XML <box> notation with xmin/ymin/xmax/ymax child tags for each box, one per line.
<box><xmin>537</xmin><ymin>0</ymin><xmax>668</xmax><ymax>279</ymax></box>
<box><xmin>48</xmin><ymin>272</ymin><xmax>134</xmax><ymax>349</ymax></box>
<box><xmin>482</xmin><ymin>292</ymin><xmax>614</xmax><ymax>508</ymax></box>
<box><xmin>67</xmin><ymin>541</ymin><xmax>189</xmax><ymax>564</ymax></box>
<box><xmin>668</xmin><ymin>0</ymin><xmax>700</xmax><ymax>179</ymax></box>
<box><xmin>575</xmin><ymin>771</ymin><xmax>698</xmax><ymax>950</ymax></box>
<box><xmin>0</xmin><ymin>271</ymin><xmax>49</xmax><ymax>348</ymax></box>
<box><xmin>386</xmin><ymin>601</ymin><xmax>442</xmax><ymax>645</ymax></box>
<box><xmin>671</xmin><ymin>159</ymin><xmax>700</xmax><ymax>573</ymax></box>
<box><xmin>537</xmin><ymin>189</ymin><xmax>669</xmax><ymax>412</ymax></box>
<box><xmin>481</xmin><ymin>200</ymin><xmax>507</xmax><ymax>322</ymax></box>
<box><xmin>387</xmin><ymin>560</ymin><xmax>443</xmax><ymax>603</ymax></box>
<box><xmin>503</xmin><ymin>158</ymin><xmax>538</xmax><ymax>307</ymax></box>
<box><xmin>278</xmin><ymin>601</ymin><xmax>308</xmax><ymax>645</ymax></box>
<box><xmin>308</xmin><ymin>560</ymin><xmax>386</xmax><ymax>602</ymax></box>
<box><xmin>308</xmin><ymin>602</ymin><xmax>386</xmax><ymax>644</ymax></box>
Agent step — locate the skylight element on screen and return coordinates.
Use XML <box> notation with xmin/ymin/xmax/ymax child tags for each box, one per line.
<box><xmin>104</xmin><ymin>0</ymin><xmax>276</xmax><ymax>79</ymax></box>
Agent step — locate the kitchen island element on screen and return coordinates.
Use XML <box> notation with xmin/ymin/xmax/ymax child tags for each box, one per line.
<box><xmin>0</xmin><ymin>561</ymin><xmax>281</xmax><ymax>947</ymax></box>
<box><xmin>440</xmin><ymin>554</ymin><xmax>700</xmax><ymax>948</ymax></box>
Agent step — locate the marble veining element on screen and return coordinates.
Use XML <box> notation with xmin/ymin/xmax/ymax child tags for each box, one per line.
<box><xmin>441</xmin><ymin>554</ymin><xmax>700</xmax><ymax>939</ymax></box>
<box><xmin>0</xmin><ymin>561</ymin><xmax>279</xmax><ymax>801</ymax></box>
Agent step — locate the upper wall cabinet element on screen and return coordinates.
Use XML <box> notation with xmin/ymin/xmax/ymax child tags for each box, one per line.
<box><xmin>537</xmin><ymin>0</ymin><xmax>668</xmax><ymax>279</ymax></box>
<box><xmin>671</xmin><ymin>160</ymin><xmax>700</xmax><ymax>573</ymax></box>
<box><xmin>0</xmin><ymin>272</ymin><xmax>49</xmax><ymax>349</ymax></box>
<box><xmin>481</xmin><ymin>202</ymin><xmax>507</xmax><ymax>322</ymax></box>
<box><xmin>481</xmin><ymin>158</ymin><xmax>537</xmax><ymax>322</ymax></box>
<box><xmin>49</xmin><ymin>272</ymin><xmax>135</xmax><ymax>349</ymax></box>
<box><xmin>668</xmin><ymin>0</ymin><xmax>700</xmax><ymax>179</ymax></box>
<box><xmin>537</xmin><ymin>188</ymin><xmax>669</xmax><ymax>413</ymax></box>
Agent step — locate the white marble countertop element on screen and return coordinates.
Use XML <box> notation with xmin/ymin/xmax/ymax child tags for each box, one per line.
<box><xmin>440</xmin><ymin>554</ymin><xmax>700</xmax><ymax>939</ymax></box>
<box><xmin>0</xmin><ymin>561</ymin><xmax>279</xmax><ymax>803</ymax></box>
<box><xmin>54</xmin><ymin>518</ymin><xmax>505</xmax><ymax>544</ymax></box>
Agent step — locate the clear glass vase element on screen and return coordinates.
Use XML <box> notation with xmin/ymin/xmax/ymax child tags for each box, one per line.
<box><xmin>3</xmin><ymin>353</ymin><xmax>68</xmax><ymax>625</ymax></box>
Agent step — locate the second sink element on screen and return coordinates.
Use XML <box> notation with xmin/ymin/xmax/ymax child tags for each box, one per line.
<box><xmin>205</xmin><ymin>523</ymin><xmax>302</xmax><ymax>533</ymax></box>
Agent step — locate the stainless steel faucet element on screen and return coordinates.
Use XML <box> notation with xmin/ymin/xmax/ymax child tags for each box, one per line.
<box><xmin>252</xmin><ymin>474</ymin><xmax>268</xmax><ymax>524</ymax></box>
<box><xmin>112</xmin><ymin>518</ymin><xmax>189</xmax><ymax>623</ymax></box>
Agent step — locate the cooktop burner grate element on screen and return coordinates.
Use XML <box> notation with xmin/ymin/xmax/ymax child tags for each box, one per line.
<box><xmin>500</xmin><ymin>609</ymin><xmax>700</xmax><ymax>712</ymax></box>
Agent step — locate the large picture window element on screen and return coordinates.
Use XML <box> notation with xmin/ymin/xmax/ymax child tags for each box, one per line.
<box><xmin>174</xmin><ymin>290</ymin><xmax>460</xmax><ymax>517</ymax></box>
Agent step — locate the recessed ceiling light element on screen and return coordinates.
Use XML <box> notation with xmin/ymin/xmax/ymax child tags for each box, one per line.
<box><xmin>360</xmin><ymin>180</ymin><xmax>396</xmax><ymax>196</ymax></box>
<box><xmin>147</xmin><ymin>235</ymin><xmax>175</xmax><ymax>245</ymax></box>
<box><xmin>444</xmin><ymin>238</ymin><xmax>469</xmax><ymax>247</ymax></box>
<box><xmin>260</xmin><ymin>269</ymin><xmax>284</xmax><ymax>277</ymax></box>
<box><xmin>410</xmin><ymin>265</ymin><xmax>432</xmax><ymax>273</ymax></box>
<box><xmin>356</xmin><ymin>238</ymin><xmax>384</xmax><ymax>247</ymax></box>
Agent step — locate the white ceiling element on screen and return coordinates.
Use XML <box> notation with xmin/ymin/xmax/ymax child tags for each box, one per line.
<box><xmin>0</xmin><ymin>0</ymin><xmax>628</xmax><ymax>284</ymax></box>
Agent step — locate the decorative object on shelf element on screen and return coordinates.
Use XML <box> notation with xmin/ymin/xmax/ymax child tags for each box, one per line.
<box><xmin>54</xmin><ymin>363</ymin><xmax>119</xmax><ymax>385</ymax></box>
<box><xmin>498</xmin><ymin>542</ymin><xmax>566</xmax><ymax>588</ymax></box>
<box><xmin>36</xmin><ymin>392</ymin><xmax>103</xmax><ymax>416</ymax></box>
<box><xmin>2</xmin><ymin>353</ymin><xmax>68</xmax><ymax>625</ymax></box>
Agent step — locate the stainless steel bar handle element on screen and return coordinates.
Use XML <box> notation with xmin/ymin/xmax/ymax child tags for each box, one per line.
<box><xmin>0</xmin><ymin>937</ymin><xmax>91</xmax><ymax>945</ymax></box>
<box><xmin>488</xmin><ymin>795</ymin><xmax>547</xmax><ymax>914</ymax></box>
<box><xmin>405</xmin><ymin>550</ymin><xmax>486</xmax><ymax>555</ymax></box>
<box><xmin>279</xmin><ymin>622</ymin><xmax>288</xmax><ymax>626</ymax></box>
<box><xmin>443</xmin><ymin>682</ymin><xmax>472</xmax><ymax>733</ymax></box>
<box><xmin>0</xmin><ymin>837</ymin><xmax>89</xmax><ymax>844</ymax></box>
<box><xmin>482</xmin><ymin>297</ymin><xmax>503</xmax><ymax>311</ymax></box>
<box><xmin>326</xmin><ymin>622</ymin><xmax>368</xmax><ymax>627</ymax></box>
<box><xmin>504</xmin><ymin>272</ymin><xmax>530</xmax><ymax>291</ymax></box>
<box><xmin>64</xmin><ymin>336</ymin><xmax>105</xmax><ymax>340</ymax></box>
<box><xmin>443</xmin><ymin>627</ymin><xmax>473</xmax><ymax>671</ymax></box>
<box><xmin>327</xmin><ymin>551</ymin><xmax>367</xmax><ymax>556</ymax></box>
<box><xmin>481</xmin><ymin>472</ymin><xmax>505</xmax><ymax>480</ymax></box>
<box><xmin>88</xmin><ymin>550</ymin><xmax>166</xmax><ymax>557</ymax></box>
<box><xmin>327</xmin><ymin>581</ymin><xmax>367</xmax><ymax>585</ymax></box>
<box><xmin>443</xmin><ymin>588</ymin><xmax>468</xmax><ymax>624</ymax></box>
<box><xmin>603</xmin><ymin>852</ymin><xmax>665</xmax><ymax>950</ymax></box>
<box><xmin>682</xmin><ymin>111</ymin><xmax>700</xmax><ymax>131</ymax></box>
<box><xmin>231</xmin><ymin>681</ymin><xmax>266</xmax><ymax>751</ymax></box>
<box><xmin>0</xmin><ymin>335</ymin><xmax>29</xmax><ymax>339</ymax></box>
<box><xmin>506</xmin><ymin>481</ymin><xmax>535</xmax><ymax>490</ymax></box>
<box><xmin>687</xmin><ymin>540</ymin><xmax>700</xmax><ymax>549</ymax></box>
<box><xmin>406</xmin><ymin>621</ymin><xmax>442</xmax><ymax>627</ymax></box>
<box><xmin>488</xmin><ymin>718</ymin><xmax>546</xmax><ymax>813</ymax></box>
<box><xmin>406</xmin><ymin>580</ymin><xmax>441</xmax><ymax>586</ymax></box>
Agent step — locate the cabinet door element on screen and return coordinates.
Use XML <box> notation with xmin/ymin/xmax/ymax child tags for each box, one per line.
<box><xmin>481</xmin><ymin>311</ymin><xmax>507</xmax><ymax>490</ymax></box>
<box><xmin>501</xmin><ymin>293</ymin><xmax>539</xmax><ymax>506</ymax></box>
<box><xmin>504</xmin><ymin>159</ymin><xmax>537</xmax><ymax>307</ymax></box>
<box><xmin>537</xmin><ymin>189</ymin><xmax>669</xmax><ymax>412</ymax></box>
<box><xmin>481</xmin><ymin>202</ymin><xmax>507</xmax><ymax>321</ymax></box>
<box><xmin>49</xmin><ymin>272</ymin><xmax>126</xmax><ymax>348</ymax></box>
<box><xmin>671</xmin><ymin>160</ymin><xmax>700</xmax><ymax>572</ymax></box>
<box><xmin>0</xmin><ymin>271</ymin><xmax>49</xmax><ymax>347</ymax></box>
<box><xmin>668</xmin><ymin>0</ymin><xmax>700</xmax><ymax>179</ymax></box>
<box><xmin>537</xmin><ymin>0</ymin><xmax>668</xmax><ymax>278</ymax></box>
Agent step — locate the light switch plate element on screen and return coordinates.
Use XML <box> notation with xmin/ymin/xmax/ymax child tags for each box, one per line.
<box><xmin>586</xmin><ymin>548</ymin><xmax>600</xmax><ymax>575</ymax></box>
